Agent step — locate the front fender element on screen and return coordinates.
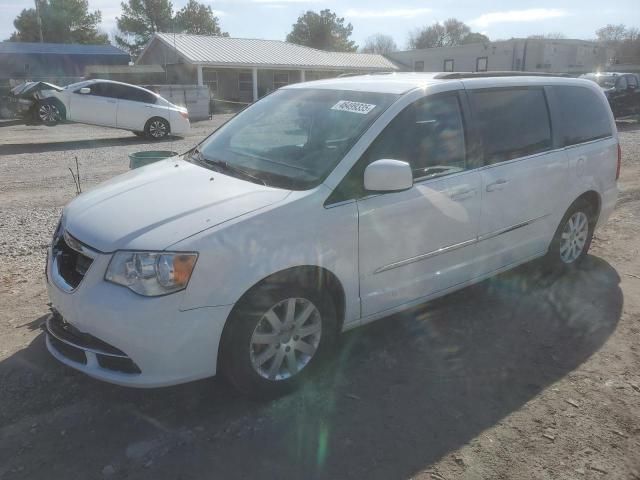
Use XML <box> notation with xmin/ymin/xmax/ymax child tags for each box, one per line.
<box><xmin>172</xmin><ymin>186</ymin><xmax>361</xmax><ymax>327</ymax></box>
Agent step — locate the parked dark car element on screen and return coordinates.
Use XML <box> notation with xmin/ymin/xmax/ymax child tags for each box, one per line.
<box><xmin>581</xmin><ymin>72</ymin><xmax>640</xmax><ymax>118</ymax></box>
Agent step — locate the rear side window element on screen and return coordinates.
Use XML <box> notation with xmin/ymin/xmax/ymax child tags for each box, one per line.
<box><xmin>116</xmin><ymin>85</ymin><xmax>157</xmax><ymax>104</ymax></box>
<box><xmin>552</xmin><ymin>86</ymin><xmax>612</xmax><ymax>146</ymax></box>
<box><xmin>471</xmin><ymin>88</ymin><xmax>552</xmax><ymax>164</ymax></box>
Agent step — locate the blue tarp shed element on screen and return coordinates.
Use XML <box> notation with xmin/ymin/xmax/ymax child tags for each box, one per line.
<box><xmin>0</xmin><ymin>42</ymin><xmax>130</xmax><ymax>81</ymax></box>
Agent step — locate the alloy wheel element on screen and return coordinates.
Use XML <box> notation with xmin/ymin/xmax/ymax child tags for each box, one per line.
<box><xmin>249</xmin><ymin>297</ymin><xmax>322</xmax><ymax>381</ymax></box>
<box><xmin>149</xmin><ymin>120</ymin><xmax>167</xmax><ymax>138</ymax></box>
<box><xmin>559</xmin><ymin>211</ymin><xmax>589</xmax><ymax>264</ymax></box>
<box><xmin>38</xmin><ymin>104</ymin><xmax>59</xmax><ymax>123</ymax></box>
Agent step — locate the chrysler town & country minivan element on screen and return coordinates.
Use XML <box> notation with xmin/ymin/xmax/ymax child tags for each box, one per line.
<box><xmin>45</xmin><ymin>73</ymin><xmax>619</xmax><ymax>396</ymax></box>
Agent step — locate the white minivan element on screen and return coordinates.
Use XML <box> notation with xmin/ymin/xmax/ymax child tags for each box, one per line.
<box><xmin>44</xmin><ymin>73</ymin><xmax>619</xmax><ymax>396</ymax></box>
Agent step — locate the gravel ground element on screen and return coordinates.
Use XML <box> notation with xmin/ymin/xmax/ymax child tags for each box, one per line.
<box><xmin>0</xmin><ymin>118</ymin><xmax>639</xmax><ymax>480</ymax></box>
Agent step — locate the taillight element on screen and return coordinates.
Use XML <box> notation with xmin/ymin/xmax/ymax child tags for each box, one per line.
<box><xmin>616</xmin><ymin>143</ymin><xmax>621</xmax><ymax>180</ymax></box>
<box><xmin>179</xmin><ymin>110</ymin><xmax>189</xmax><ymax>120</ymax></box>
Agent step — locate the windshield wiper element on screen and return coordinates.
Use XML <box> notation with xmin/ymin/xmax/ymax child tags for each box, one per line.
<box><xmin>190</xmin><ymin>148</ymin><xmax>267</xmax><ymax>186</ymax></box>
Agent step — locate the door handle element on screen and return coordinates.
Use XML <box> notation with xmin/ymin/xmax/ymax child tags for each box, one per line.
<box><xmin>106</xmin><ymin>99</ymin><xmax>116</xmax><ymax>104</ymax></box>
<box><xmin>448</xmin><ymin>187</ymin><xmax>477</xmax><ymax>201</ymax></box>
<box><xmin>486</xmin><ymin>179</ymin><xmax>508</xmax><ymax>192</ymax></box>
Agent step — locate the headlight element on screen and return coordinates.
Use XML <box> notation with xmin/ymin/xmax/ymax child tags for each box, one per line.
<box><xmin>105</xmin><ymin>251</ymin><xmax>198</xmax><ymax>296</ymax></box>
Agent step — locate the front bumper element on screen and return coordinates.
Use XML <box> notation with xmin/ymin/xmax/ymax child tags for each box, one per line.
<box><xmin>45</xmin><ymin>246</ymin><xmax>233</xmax><ymax>388</ymax></box>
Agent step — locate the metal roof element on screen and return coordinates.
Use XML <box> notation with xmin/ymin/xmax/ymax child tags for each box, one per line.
<box><xmin>0</xmin><ymin>41</ymin><xmax>129</xmax><ymax>56</ymax></box>
<box><xmin>145</xmin><ymin>33</ymin><xmax>398</xmax><ymax>71</ymax></box>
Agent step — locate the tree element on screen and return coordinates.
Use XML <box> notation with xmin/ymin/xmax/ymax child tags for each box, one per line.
<box><xmin>286</xmin><ymin>9</ymin><xmax>357</xmax><ymax>52</ymax></box>
<box><xmin>361</xmin><ymin>34</ymin><xmax>397</xmax><ymax>55</ymax></box>
<box><xmin>596</xmin><ymin>24</ymin><xmax>640</xmax><ymax>64</ymax></box>
<box><xmin>408</xmin><ymin>18</ymin><xmax>488</xmax><ymax>49</ymax></box>
<box><xmin>116</xmin><ymin>0</ymin><xmax>174</xmax><ymax>56</ymax></box>
<box><xmin>174</xmin><ymin>0</ymin><xmax>227</xmax><ymax>36</ymax></box>
<box><xmin>460</xmin><ymin>32</ymin><xmax>490</xmax><ymax>44</ymax></box>
<box><xmin>596</xmin><ymin>24</ymin><xmax>628</xmax><ymax>45</ymax></box>
<box><xmin>10</xmin><ymin>0</ymin><xmax>108</xmax><ymax>44</ymax></box>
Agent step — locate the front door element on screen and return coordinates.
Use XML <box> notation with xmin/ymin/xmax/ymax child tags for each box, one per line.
<box><xmin>355</xmin><ymin>92</ymin><xmax>482</xmax><ymax>317</ymax></box>
<box><xmin>68</xmin><ymin>82</ymin><xmax>117</xmax><ymax>127</ymax></box>
<box><xmin>468</xmin><ymin>86</ymin><xmax>568</xmax><ymax>274</ymax></box>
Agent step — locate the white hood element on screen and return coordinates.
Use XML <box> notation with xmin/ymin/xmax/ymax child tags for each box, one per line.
<box><xmin>63</xmin><ymin>157</ymin><xmax>290</xmax><ymax>252</ymax></box>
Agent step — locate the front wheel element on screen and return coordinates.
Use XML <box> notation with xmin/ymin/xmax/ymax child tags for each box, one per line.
<box><xmin>36</xmin><ymin>100</ymin><xmax>63</xmax><ymax>125</ymax></box>
<box><xmin>543</xmin><ymin>199</ymin><xmax>596</xmax><ymax>272</ymax></box>
<box><xmin>144</xmin><ymin>117</ymin><xmax>170</xmax><ymax>139</ymax></box>
<box><xmin>220</xmin><ymin>284</ymin><xmax>337</xmax><ymax>397</ymax></box>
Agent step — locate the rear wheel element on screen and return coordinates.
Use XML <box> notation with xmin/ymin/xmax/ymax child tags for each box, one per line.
<box><xmin>543</xmin><ymin>199</ymin><xmax>596</xmax><ymax>272</ymax></box>
<box><xmin>220</xmin><ymin>284</ymin><xmax>337</xmax><ymax>397</ymax></box>
<box><xmin>144</xmin><ymin>117</ymin><xmax>170</xmax><ymax>139</ymax></box>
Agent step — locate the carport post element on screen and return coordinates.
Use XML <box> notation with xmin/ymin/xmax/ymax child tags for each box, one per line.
<box><xmin>300</xmin><ymin>69</ymin><xmax>306</xmax><ymax>82</ymax></box>
<box><xmin>252</xmin><ymin>67</ymin><xmax>258</xmax><ymax>102</ymax></box>
<box><xmin>197</xmin><ymin>65</ymin><xmax>203</xmax><ymax>86</ymax></box>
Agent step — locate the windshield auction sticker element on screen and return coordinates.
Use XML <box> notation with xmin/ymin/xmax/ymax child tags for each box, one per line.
<box><xmin>331</xmin><ymin>100</ymin><xmax>377</xmax><ymax>114</ymax></box>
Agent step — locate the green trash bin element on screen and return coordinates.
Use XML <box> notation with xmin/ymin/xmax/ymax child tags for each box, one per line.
<box><xmin>129</xmin><ymin>151</ymin><xmax>179</xmax><ymax>169</ymax></box>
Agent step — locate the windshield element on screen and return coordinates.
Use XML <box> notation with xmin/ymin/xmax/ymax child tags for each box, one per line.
<box><xmin>583</xmin><ymin>74</ymin><xmax>617</xmax><ymax>88</ymax></box>
<box><xmin>193</xmin><ymin>88</ymin><xmax>398</xmax><ymax>189</ymax></box>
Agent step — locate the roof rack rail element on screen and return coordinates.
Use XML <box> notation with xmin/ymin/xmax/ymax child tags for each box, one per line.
<box><xmin>337</xmin><ymin>71</ymin><xmax>394</xmax><ymax>78</ymax></box>
<box><xmin>434</xmin><ymin>71</ymin><xmax>571</xmax><ymax>79</ymax></box>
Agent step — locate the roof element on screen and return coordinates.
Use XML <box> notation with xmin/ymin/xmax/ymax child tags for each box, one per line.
<box><xmin>0</xmin><ymin>41</ymin><xmax>129</xmax><ymax>57</ymax></box>
<box><xmin>85</xmin><ymin>64</ymin><xmax>164</xmax><ymax>74</ymax></box>
<box><xmin>142</xmin><ymin>33</ymin><xmax>398</xmax><ymax>71</ymax></box>
<box><xmin>285</xmin><ymin>72</ymin><xmax>598</xmax><ymax>94</ymax></box>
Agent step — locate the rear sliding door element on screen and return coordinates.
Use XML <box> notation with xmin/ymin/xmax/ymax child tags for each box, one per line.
<box><xmin>469</xmin><ymin>86</ymin><xmax>569</xmax><ymax>275</ymax></box>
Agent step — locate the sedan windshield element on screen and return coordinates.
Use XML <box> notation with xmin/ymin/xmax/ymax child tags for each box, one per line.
<box><xmin>193</xmin><ymin>88</ymin><xmax>399</xmax><ymax>189</ymax></box>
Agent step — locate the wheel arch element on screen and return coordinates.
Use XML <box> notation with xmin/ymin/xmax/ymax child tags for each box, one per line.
<box><xmin>217</xmin><ymin>265</ymin><xmax>346</xmax><ymax>362</ymax></box>
<box><xmin>573</xmin><ymin>190</ymin><xmax>602</xmax><ymax>221</ymax></box>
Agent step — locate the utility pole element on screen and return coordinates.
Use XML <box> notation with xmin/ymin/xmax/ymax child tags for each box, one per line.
<box><xmin>35</xmin><ymin>0</ymin><xmax>43</xmax><ymax>42</ymax></box>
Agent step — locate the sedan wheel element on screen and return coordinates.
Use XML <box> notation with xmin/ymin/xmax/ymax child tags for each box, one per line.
<box><xmin>147</xmin><ymin>119</ymin><xmax>169</xmax><ymax>138</ymax></box>
<box><xmin>249</xmin><ymin>297</ymin><xmax>322</xmax><ymax>381</ymax></box>
<box><xmin>38</xmin><ymin>103</ymin><xmax>60</xmax><ymax>124</ymax></box>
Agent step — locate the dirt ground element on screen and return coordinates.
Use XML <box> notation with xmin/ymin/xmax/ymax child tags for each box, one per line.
<box><xmin>0</xmin><ymin>117</ymin><xmax>639</xmax><ymax>480</ymax></box>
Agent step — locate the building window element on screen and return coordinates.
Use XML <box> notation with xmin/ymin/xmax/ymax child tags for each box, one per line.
<box><xmin>443</xmin><ymin>59</ymin><xmax>454</xmax><ymax>72</ymax></box>
<box><xmin>414</xmin><ymin>61</ymin><xmax>424</xmax><ymax>72</ymax></box>
<box><xmin>273</xmin><ymin>72</ymin><xmax>289</xmax><ymax>89</ymax></box>
<box><xmin>239</xmin><ymin>72</ymin><xmax>253</xmax><ymax>92</ymax></box>
<box><xmin>476</xmin><ymin>57</ymin><xmax>488</xmax><ymax>72</ymax></box>
<box><xmin>203</xmin><ymin>69</ymin><xmax>218</xmax><ymax>95</ymax></box>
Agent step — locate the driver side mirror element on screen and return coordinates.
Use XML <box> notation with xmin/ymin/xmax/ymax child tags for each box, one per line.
<box><xmin>79</xmin><ymin>87</ymin><xmax>91</xmax><ymax>94</ymax></box>
<box><xmin>364</xmin><ymin>159</ymin><xmax>413</xmax><ymax>192</ymax></box>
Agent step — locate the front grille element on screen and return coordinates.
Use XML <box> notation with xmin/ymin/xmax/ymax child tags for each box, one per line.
<box><xmin>46</xmin><ymin>313</ymin><xmax>141</xmax><ymax>375</ymax></box>
<box><xmin>97</xmin><ymin>355</ymin><xmax>141</xmax><ymax>374</ymax></box>
<box><xmin>48</xmin><ymin>312</ymin><xmax>127</xmax><ymax>356</ymax></box>
<box><xmin>51</xmin><ymin>230</ymin><xmax>94</xmax><ymax>289</ymax></box>
<box><xmin>49</xmin><ymin>335</ymin><xmax>87</xmax><ymax>365</ymax></box>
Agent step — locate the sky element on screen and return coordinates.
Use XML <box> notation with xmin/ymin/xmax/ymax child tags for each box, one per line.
<box><xmin>1</xmin><ymin>0</ymin><xmax>639</xmax><ymax>50</ymax></box>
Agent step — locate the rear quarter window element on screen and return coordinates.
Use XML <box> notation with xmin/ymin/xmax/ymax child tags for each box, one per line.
<box><xmin>552</xmin><ymin>86</ymin><xmax>612</xmax><ymax>146</ymax></box>
<box><xmin>470</xmin><ymin>88</ymin><xmax>552</xmax><ymax>164</ymax></box>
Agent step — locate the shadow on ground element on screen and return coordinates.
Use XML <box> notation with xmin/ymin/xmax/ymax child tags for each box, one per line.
<box><xmin>0</xmin><ymin>256</ymin><xmax>623</xmax><ymax>479</ymax></box>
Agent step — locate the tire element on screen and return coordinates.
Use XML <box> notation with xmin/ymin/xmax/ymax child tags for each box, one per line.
<box><xmin>144</xmin><ymin>117</ymin><xmax>170</xmax><ymax>139</ymax></box>
<box><xmin>220</xmin><ymin>283</ymin><xmax>338</xmax><ymax>397</ymax></box>
<box><xmin>36</xmin><ymin>99</ymin><xmax>64</xmax><ymax>125</ymax></box>
<box><xmin>543</xmin><ymin>199</ymin><xmax>597</xmax><ymax>273</ymax></box>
